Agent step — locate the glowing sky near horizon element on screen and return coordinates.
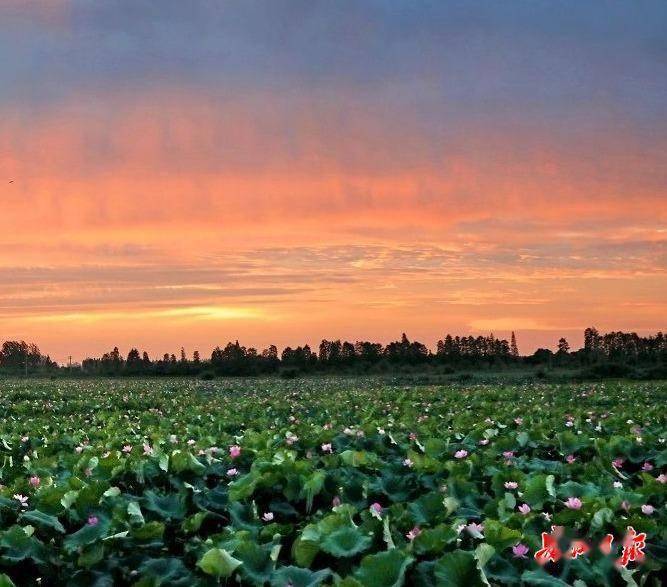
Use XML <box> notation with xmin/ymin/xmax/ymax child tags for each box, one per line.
<box><xmin>1</xmin><ymin>1</ymin><xmax>665</xmax><ymax>362</ymax></box>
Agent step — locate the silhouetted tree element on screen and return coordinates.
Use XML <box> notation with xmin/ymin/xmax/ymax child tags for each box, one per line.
<box><xmin>510</xmin><ymin>332</ymin><xmax>519</xmax><ymax>357</ymax></box>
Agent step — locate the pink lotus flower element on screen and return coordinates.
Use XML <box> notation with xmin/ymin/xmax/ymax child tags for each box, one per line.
<box><xmin>514</xmin><ymin>418</ymin><xmax>523</xmax><ymax>425</ymax></box>
<box><xmin>641</xmin><ymin>504</ymin><xmax>654</xmax><ymax>515</ymax></box>
<box><xmin>612</xmin><ymin>458</ymin><xmax>624</xmax><ymax>468</ymax></box>
<box><xmin>512</xmin><ymin>543</ymin><xmax>529</xmax><ymax>559</ymax></box>
<box><xmin>565</xmin><ymin>421</ymin><xmax>574</xmax><ymax>428</ymax></box>
<box><xmin>122</xmin><ymin>445</ymin><xmax>132</xmax><ymax>453</ymax></box>
<box><xmin>478</xmin><ymin>439</ymin><xmax>489</xmax><ymax>446</ymax></box>
<box><xmin>564</xmin><ymin>497</ymin><xmax>582</xmax><ymax>510</ymax></box>
<box><xmin>143</xmin><ymin>444</ymin><xmax>153</xmax><ymax>456</ymax></box>
<box><xmin>642</xmin><ymin>461</ymin><xmax>653</xmax><ymax>472</ymax></box>
<box><xmin>403</xmin><ymin>458</ymin><xmax>413</xmax><ymax>467</ymax></box>
<box><xmin>229</xmin><ymin>445</ymin><xmax>241</xmax><ymax>459</ymax></box>
<box><xmin>504</xmin><ymin>481</ymin><xmax>518</xmax><ymax>490</ymax></box>
<box><xmin>370</xmin><ymin>502</ymin><xmax>383</xmax><ymax>516</ymax></box>
<box><xmin>518</xmin><ymin>503</ymin><xmax>531</xmax><ymax>515</ymax></box>
<box><xmin>613</xmin><ymin>481</ymin><xmax>623</xmax><ymax>489</ymax></box>
<box><xmin>454</xmin><ymin>450</ymin><xmax>468</xmax><ymax>459</ymax></box>
<box><xmin>621</xmin><ymin>500</ymin><xmax>630</xmax><ymax>512</ymax></box>
<box><xmin>21</xmin><ymin>436</ymin><xmax>29</xmax><ymax>443</ymax></box>
<box><xmin>226</xmin><ymin>468</ymin><xmax>238</xmax><ymax>477</ymax></box>
<box><xmin>409</xmin><ymin>433</ymin><xmax>417</xmax><ymax>441</ymax></box>
<box><xmin>657</xmin><ymin>473</ymin><xmax>667</xmax><ymax>484</ymax></box>
<box><xmin>87</xmin><ymin>515</ymin><xmax>99</xmax><ymax>526</ymax></box>
<box><xmin>332</xmin><ymin>496</ymin><xmax>341</xmax><ymax>507</ymax></box>
<box><xmin>321</xmin><ymin>443</ymin><xmax>332</xmax><ymax>453</ymax></box>
<box><xmin>466</xmin><ymin>522</ymin><xmax>484</xmax><ymax>538</ymax></box>
<box><xmin>29</xmin><ymin>476</ymin><xmax>40</xmax><ymax>488</ymax></box>
<box><xmin>75</xmin><ymin>446</ymin><xmax>84</xmax><ymax>454</ymax></box>
<box><xmin>566</xmin><ymin>454</ymin><xmax>576</xmax><ymax>464</ymax></box>
<box><xmin>262</xmin><ymin>512</ymin><xmax>274</xmax><ymax>522</ymax></box>
<box><xmin>406</xmin><ymin>526</ymin><xmax>421</xmax><ymax>540</ymax></box>
<box><xmin>187</xmin><ymin>439</ymin><xmax>196</xmax><ymax>446</ymax></box>
<box><xmin>503</xmin><ymin>451</ymin><xmax>515</xmax><ymax>459</ymax></box>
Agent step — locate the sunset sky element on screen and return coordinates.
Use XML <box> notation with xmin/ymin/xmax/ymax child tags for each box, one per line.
<box><xmin>1</xmin><ymin>1</ymin><xmax>665</xmax><ymax>363</ymax></box>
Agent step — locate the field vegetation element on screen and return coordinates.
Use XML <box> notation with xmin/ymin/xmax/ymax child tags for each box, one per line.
<box><xmin>0</xmin><ymin>378</ymin><xmax>664</xmax><ymax>585</ymax></box>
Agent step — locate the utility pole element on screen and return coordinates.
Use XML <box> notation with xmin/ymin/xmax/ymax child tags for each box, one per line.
<box><xmin>68</xmin><ymin>355</ymin><xmax>72</xmax><ymax>373</ymax></box>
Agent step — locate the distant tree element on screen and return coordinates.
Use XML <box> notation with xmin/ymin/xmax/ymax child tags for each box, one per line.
<box><xmin>99</xmin><ymin>346</ymin><xmax>124</xmax><ymax>375</ymax></box>
<box><xmin>510</xmin><ymin>332</ymin><xmax>519</xmax><ymax>357</ymax></box>
<box><xmin>0</xmin><ymin>341</ymin><xmax>29</xmax><ymax>370</ymax></box>
<box><xmin>528</xmin><ymin>348</ymin><xmax>553</xmax><ymax>366</ymax></box>
<box><xmin>557</xmin><ymin>338</ymin><xmax>570</xmax><ymax>354</ymax></box>
<box><xmin>0</xmin><ymin>340</ymin><xmax>51</xmax><ymax>373</ymax></box>
<box><xmin>385</xmin><ymin>333</ymin><xmax>429</xmax><ymax>365</ymax></box>
<box><xmin>193</xmin><ymin>350</ymin><xmax>201</xmax><ymax>365</ymax></box>
<box><xmin>355</xmin><ymin>341</ymin><xmax>383</xmax><ymax>364</ymax></box>
<box><xmin>341</xmin><ymin>342</ymin><xmax>356</xmax><ymax>365</ymax></box>
<box><xmin>126</xmin><ymin>348</ymin><xmax>142</xmax><ymax>374</ymax></box>
<box><xmin>261</xmin><ymin>345</ymin><xmax>280</xmax><ymax>372</ymax></box>
<box><xmin>583</xmin><ymin>327</ymin><xmax>602</xmax><ymax>364</ymax></box>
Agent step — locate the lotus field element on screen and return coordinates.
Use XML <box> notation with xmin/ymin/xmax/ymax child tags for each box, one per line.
<box><xmin>0</xmin><ymin>378</ymin><xmax>664</xmax><ymax>586</ymax></box>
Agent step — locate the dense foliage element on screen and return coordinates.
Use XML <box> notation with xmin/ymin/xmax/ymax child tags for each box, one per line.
<box><xmin>0</xmin><ymin>378</ymin><xmax>664</xmax><ymax>585</ymax></box>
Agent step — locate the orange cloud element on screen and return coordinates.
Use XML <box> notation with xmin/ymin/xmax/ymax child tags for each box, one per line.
<box><xmin>0</xmin><ymin>89</ymin><xmax>665</xmax><ymax>360</ymax></box>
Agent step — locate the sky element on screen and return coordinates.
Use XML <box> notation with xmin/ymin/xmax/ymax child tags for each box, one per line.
<box><xmin>0</xmin><ymin>1</ymin><xmax>665</xmax><ymax>363</ymax></box>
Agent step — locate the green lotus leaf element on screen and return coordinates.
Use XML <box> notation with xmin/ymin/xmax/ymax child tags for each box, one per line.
<box><xmin>228</xmin><ymin>473</ymin><xmax>259</xmax><ymax>501</ymax></box>
<box><xmin>137</xmin><ymin>557</ymin><xmax>193</xmax><ymax>586</ymax></box>
<box><xmin>0</xmin><ymin>525</ymin><xmax>49</xmax><ymax>565</ymax></box>
<box><xmin>521</xmin><ymin>570</ymin><xmax>570</xmax><ymax>586</ymax></box>
<box><xmin>143</xmin><ymin>490</ymin><xmax>187</xmax><ymax>521</ymax></box>
<box><xmin>170</xmin><ymin>450</ymin><xmax>206</xmax><ymax>475</ymax></box>
<box><xmin>433</xmin><ymin>550</ymin><xmax>487</xmax><ymax>587</ymax></box>
<box><xmin>63</xmin><ymin>518</ymin><xmax>111</xmax><ymax>552</ymax></box>
<box><xmin>483</xmin><ymin>520</ymin><xmax>522</xmax><ymax>550</ymax></box>
<box><xmin>270</xmin><ymin>566</ymin><xmax>332</xmax><ymax>587</ymax></box>
<box><xmin>412</xmin><ymin>524</ymin><xmax>458</xmax><ymax>555</ymax></box>
<box><xmin>19</xmin><ymin>509</ymin><xmax>66</xmax><ymax>534</ymax></box>
<box><xmin>320</xmin><ymin>526</ymin><xmax>372</xmax><ymax>558</ymax></box>
<box><xmin>197</xmin><ymin>547</ymin><xmax>242</xmax><ymax>578</ymax></box>
<box><xmin>408</xmin><ymin>491</ymin><xmax>446</xmax><ymax>525</ymax></box>
<box><xmin>353</xmin><ymin>549</ymin><xmax>414</xmax><ymax>587</ymax></box>
<box><xmin>234</xmin><ymin>539</ymin><xmax>277</xmax><ymax>584</ymax></box>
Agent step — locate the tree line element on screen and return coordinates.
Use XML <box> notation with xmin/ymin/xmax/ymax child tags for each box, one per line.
<box><xmin>1</xmin><ymin>328</ymin><xmax>664</xmax><ymax>378</ymax></box>
<box><xmin>0</xmin><ymin>341</ymin><xmax>58</xmax><ymax>375</ymax></box>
